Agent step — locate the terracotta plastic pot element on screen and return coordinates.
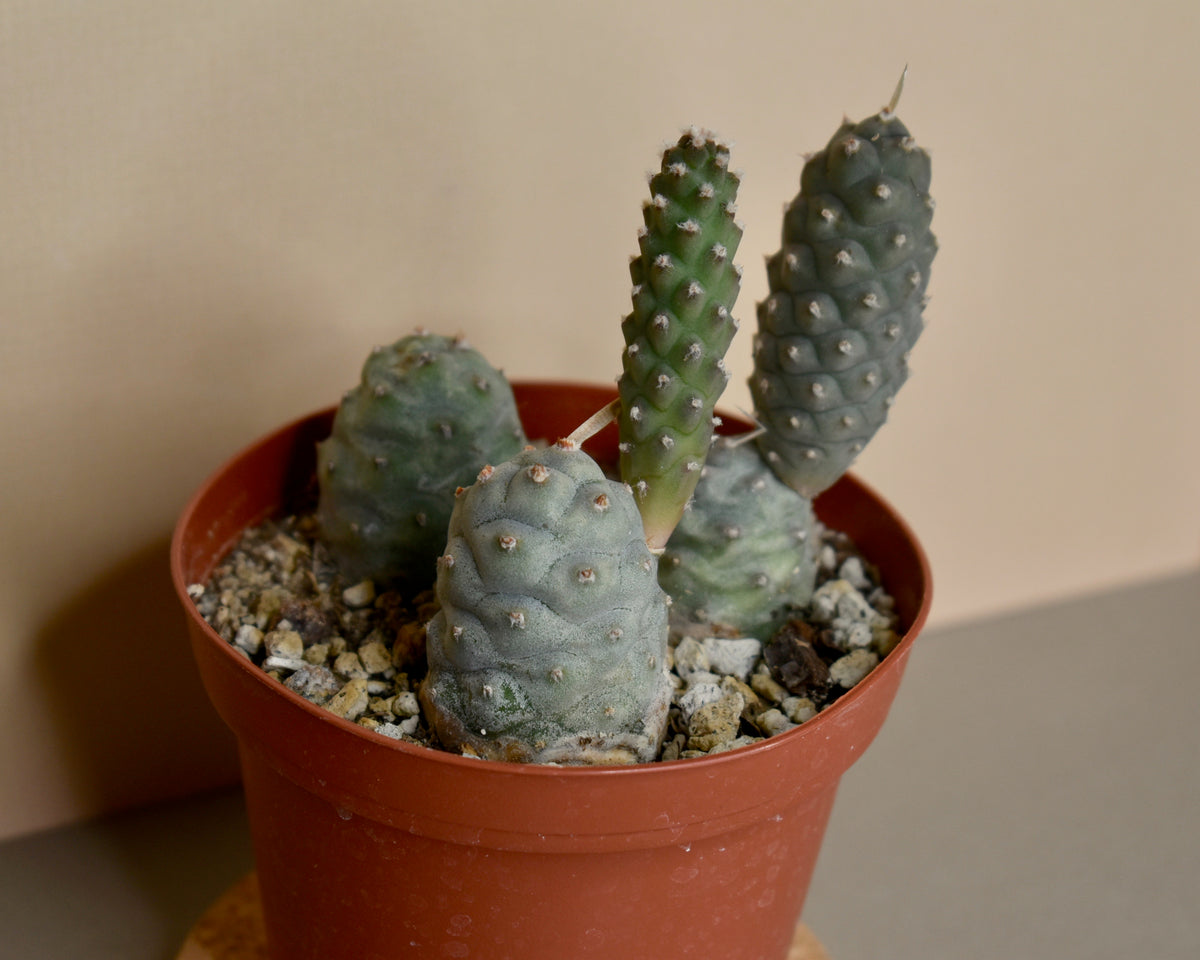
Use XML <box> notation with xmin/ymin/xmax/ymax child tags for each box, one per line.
<box><xmin>171</xmin><ymin>381</ymin><xmax>931</xmax><ymax>960</ymax></box>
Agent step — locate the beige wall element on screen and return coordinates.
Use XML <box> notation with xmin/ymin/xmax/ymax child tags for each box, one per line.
<box><xmin>2</xmin><ymin>1</ymin><xmax>1197</xmax><ymax>840</ymax></box>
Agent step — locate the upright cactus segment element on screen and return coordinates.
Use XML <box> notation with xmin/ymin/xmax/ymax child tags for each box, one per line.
<box><xmin>618</xmin><ymin>129</ymin><xmax>743</xmax><ymax>550</ymax></box>
<box><xmin>660</xmin><ymin>86</ymin><xmax>935</xmax><ymax>635</ymax></box>
<box><xmin>420</xmin><ymin>441</ymin><xmax>672</xmax><ymax>764</ymax></box>
<box><xmin>659</xmin><ymin>438</ymin><xmax>817</xmax><ymax>636</ymax></box>
<box><xmin>316</xmin><ymin>333</ymin><xmax>526</xmax><ymax>589</ymax></box>
<box><xmin>751</xmin><ymin>93</ymin><xmax>936</xmax><ymax>497</ymax></box>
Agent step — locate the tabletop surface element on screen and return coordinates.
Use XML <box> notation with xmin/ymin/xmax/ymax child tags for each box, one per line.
<box><xmin>2</xmin><ymin>569</ymin><xmax>1197</xmax><ymax>959</ymax></box>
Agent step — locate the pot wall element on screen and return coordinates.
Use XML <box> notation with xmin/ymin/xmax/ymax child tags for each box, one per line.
<box><xmin>240</xmin><ymin>744</ymin><xmax>839</xmax><ymax>959</ymax></box>
<box><xmin>172</xmin><ymin>381</ymin><xmax>931</xmax><ymax>960</ymax></box>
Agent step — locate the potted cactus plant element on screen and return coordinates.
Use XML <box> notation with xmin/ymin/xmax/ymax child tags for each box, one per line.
<box><xmin>172</xmin><ymin>78</ymin><xmax>934</xmax><ymax>960</ymax></box>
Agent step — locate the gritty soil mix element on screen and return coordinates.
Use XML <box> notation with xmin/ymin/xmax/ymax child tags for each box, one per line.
<box><xmin>188</xmin><ymin>509</ymin><xmax>901</xmax><ymax>761</ymax></box>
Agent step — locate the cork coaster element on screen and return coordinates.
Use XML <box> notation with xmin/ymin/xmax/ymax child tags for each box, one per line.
<box><xmin>177</xmin><ymin>872</ymin><xmax>829</xmax><ymax>960</ymax></box>
<box><xmin>177</xmin><ymin>874</ymin><xmax>267</xmax><ymax>960</ymax></box>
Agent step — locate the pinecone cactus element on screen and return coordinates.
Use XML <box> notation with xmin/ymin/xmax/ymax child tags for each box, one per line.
<box><xmin>618</xmin><ymin>128</ymin><xmax>743</xmax><ymax>550</ymax></box>
<box><xmin>420</xmin><ymin>441</ymin><xmax>672</xmax><ymax>764</ymax></box>
<box><xmin>316</xmin><ymin>332</ymin><xmax>526</xmax><ymax>589</ymax></box>
<box><xmin>751</xmin><ymin>90</ymin><xmax>937</xmax><ymax>497</ymax></box>
<box><xmin>659</xmin><ymin>438</ymin><xmax>817</xmax><ymax>636</ymax></box>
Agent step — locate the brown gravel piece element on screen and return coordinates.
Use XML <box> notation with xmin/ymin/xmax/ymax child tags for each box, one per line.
<box><xmin>279</xmin><ymin>598</ymin><xmax>336</xmax><ymax>644</ymax></box>
<box><xmin>764</xmin><ymin>619</ymin><xmax>831</xmax><ymax>698</ymax></box>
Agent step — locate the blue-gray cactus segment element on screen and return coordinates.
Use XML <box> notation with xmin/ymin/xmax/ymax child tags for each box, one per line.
<box><xmin>316</xmin><ymin>333</ymin><xmax>526</xmax><ymax>589</ymax></box>
<box><xmin>752</xmin><ymin>110</ymin><xmax>936</xmax><ymax>497</ymax></box>
<box><xmin>659</xmin><ymin>438</ymin><xmax>817</xmax><ymax>637</ymax></box>
<box><xmin>419</xmin><ymin>442</ymin><xmax>672</xmax><ymax>764</ymax></box>
<box><xmin>618</xmin><ymin>128</ymin><xmax>743</xmax><ymax>550</ymax></box>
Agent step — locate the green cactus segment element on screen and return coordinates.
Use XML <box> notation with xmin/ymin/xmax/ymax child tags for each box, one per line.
<box><xmin>420</xmin><ymin>441</ymin><xmax>672</xmax><ymax>764</ymax></box>
<box><xmin>752</xmin><ymin>109</ymin><xmax>936</xmax><ymax>497</ymax></box>
<box><xmin>618</xmin><ymin>129</ymin><xmax>743</xmax><ymax>551</ymax></box>
<box><xmin>660</xmin><ymin>438</ymin><xmax>817</xmax><ymax>636</ymax></box>
<box><xmin>316</xmin><ymin>333</ymin><xmax>526</xmax><ymax>589</ymax></box>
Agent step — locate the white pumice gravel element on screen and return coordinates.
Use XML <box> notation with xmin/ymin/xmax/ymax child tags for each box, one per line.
<box><xmin>837</xmin><ymin>556</ymin><xmax>871</xmax><ymax>590</ymax></box>
<box><xmin>191</xmin><ymin>512</ymin><xmax>901</xmax><ymax>760</ymax></box>
<box><xmin>264</xmin><ymin>629</ymin><xmax>304</xmax><ymax>660</ymax></box>
<box><xmin>263</xmin><ymin>655</ymin><xmax>309</xmax><ymax>673</ymax></box>
<box><xmin>341</xmin><ymin>581</ymin><xmax>376</xmax><ymax>609</ymax></box>
<box><xmin>284</xmin><ymin>664</ymin><xmax>341</xmax><ymax>701</ymax></box>
<box><xmin>701</xmin><ymin>637</ymin><xmax>762</xmax><ymax>681</ymax></box>
<box><xmin>326</xmin><ymin>678</ymin><xmax>370</xmax><ymax>720</ymax></box>
<box><xmin>233</xmin><ymin>624</ymin><xmax>263</xmax><ymax>656</ymax></box>
<box><xmin>829</xmin><ymin>649</ymin><xmax>880</xmax><ymax>689</ymax></box>
<box><xmin>782</xmin><ymin>696</ymin><xmax>817</xmax><ymax>724</ymax></box>
<box><xmin>370</xmin><ymin>716</ymin><xmax>421</xmax><ymax>739</ymax></box>
<box><xmin>750</xmin><ymin>667</ymin><xmax>789</xmax><ymax>705</ymax></box>
<box><xmin>672</xmin><ymin>636</ymin><xmax>710</xmax><ymax>682</ymax></box>
<box><xmin>333</xmin><ymin>651</ymin><xmax>367</xmax><ymax>680</ymax></box>
<box><xmin>686</xmin><ymin>694</ymin><xmax>745</xmax><ymax>753</ymax></box>
<box><xmin>756</xmin><ymin>709</ymin><xmax>797</xmax><ymax>737</ymax></box>
<box><xmin>358</xmin><ymin>637</ymin><xmax>393</xmax><ymax>675</ymax></box>
<box><xmin>678</xmin><ymin>682</ymin><xmax>725</xmax><ymax>723</ymax></box>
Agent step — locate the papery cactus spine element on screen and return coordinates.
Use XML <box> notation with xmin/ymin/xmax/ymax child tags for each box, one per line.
<box><xmin>751</xmin><ymin>84</ymin><xmax>937</xmax><ymax>497</ymax></box>
<box><xmin>420</xmin><ymin>442</ymin><xmax>672</xmax><ymax>764</ymax></box>
<box><xmin>618</xmin><ymin>129</ymin><xmax>743</xmax><ymax>550</ymax></box>
<box><xmin>316</xmin><ymin>332</ymin><xmax>526</xmax><ymax>589</ymax></box>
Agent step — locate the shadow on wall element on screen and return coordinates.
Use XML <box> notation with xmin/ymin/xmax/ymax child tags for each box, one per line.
<box><xmin>10</xmin><ymin>223</ymin><xmax>355</xmax><ymax>946</ymax></box>
<box><xmin>34</xmin><ymin>536</ymin><xmax>242</xmax><ymax>820</ymax></box>
<box><xmin>22</xmin><ymin>230</ymin><xmax>337</xmax><ymax>823</ymax></box>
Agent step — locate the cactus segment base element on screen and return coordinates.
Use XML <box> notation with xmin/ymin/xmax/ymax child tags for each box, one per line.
<box><xmin>421</xmin><ymin>442</ymin><xmax>672</xmax><ymax>764</ymax></box>
<box><xmin>660</xmin><ymin>438</ymin><xmax>818</xmax><ymax>637</ymax></box>
<box><xmin>316</xmin><ymin>333</ymin><xmax>526</xmax><ymax>589</ymax></box>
